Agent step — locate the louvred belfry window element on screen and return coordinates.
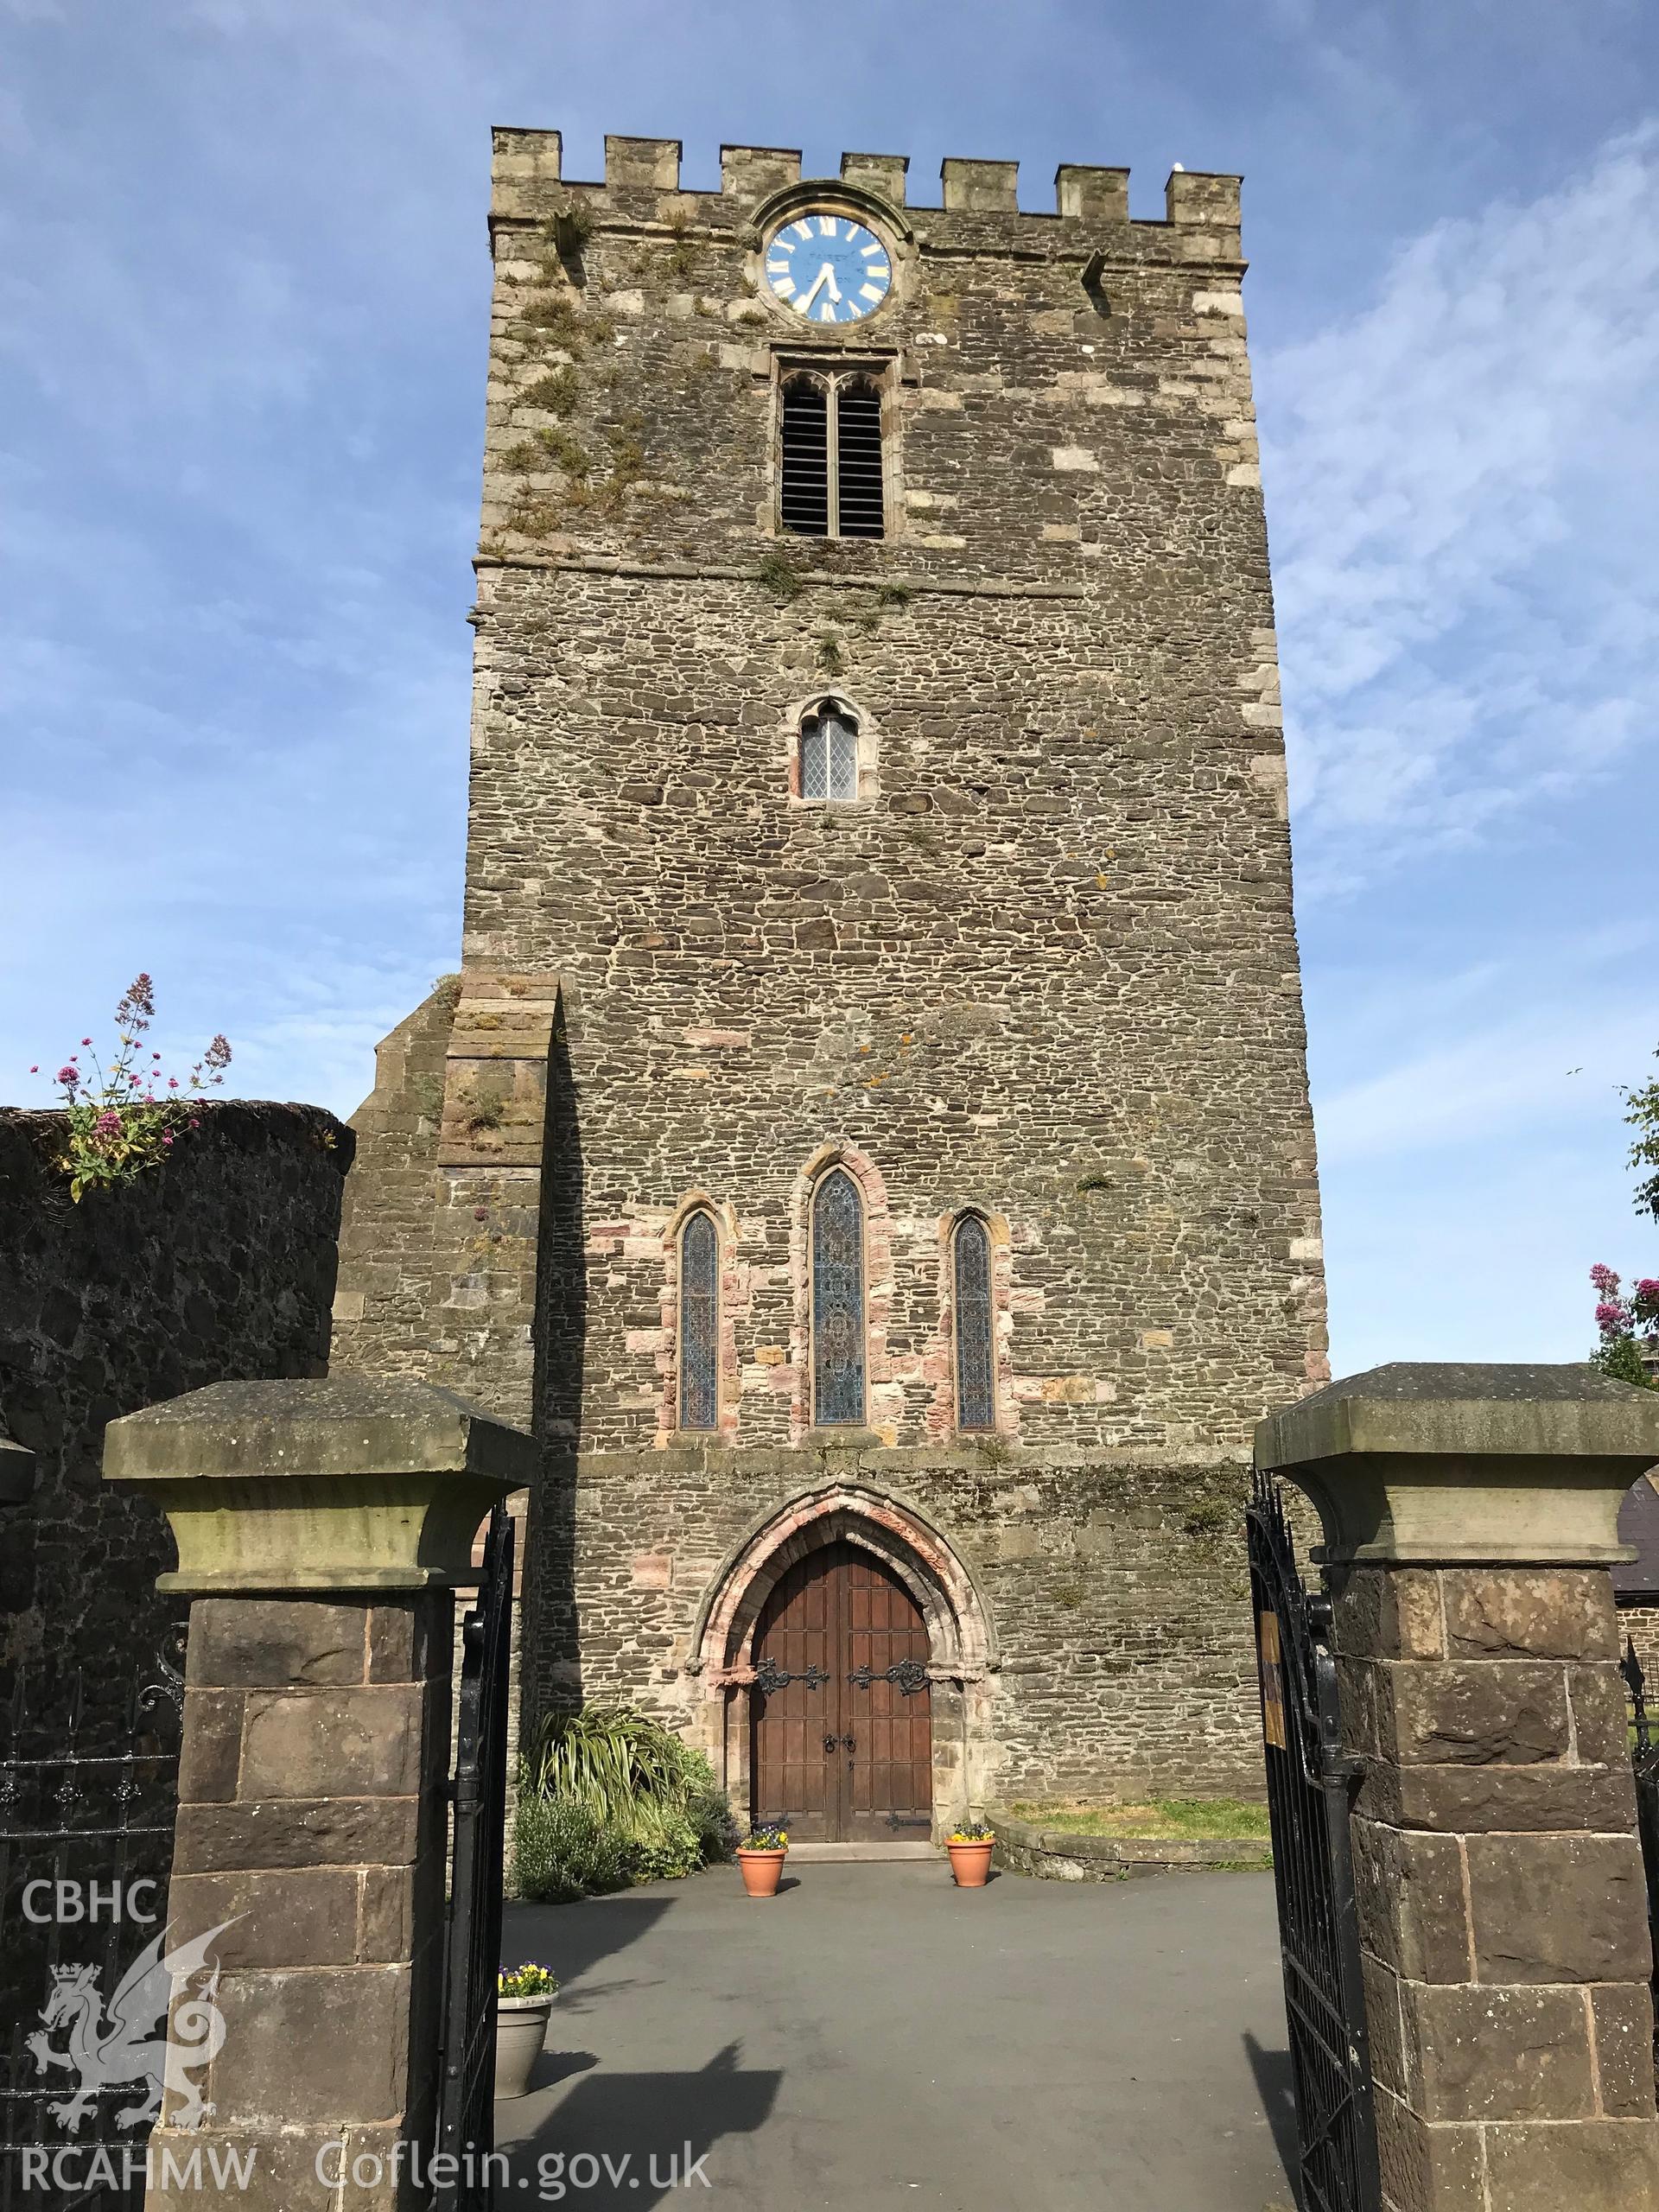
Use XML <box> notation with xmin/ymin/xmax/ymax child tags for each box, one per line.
<box><xmin>780</xmin><ymin>378</ymin><xmax>830</xmax><ymax>537</ymax></box>
<box><xmin>811</xmin><ymin>1168</ymin><xmax>867</xmax><ymax>1427</ymax></box>
<box><xmin>953</xmin><ymin>1214</ymin><xmax>995</xmax><ymax>1432</ymax></box>
<box><xmin>779</xmin><ymin>371</ymin><xmax>887</xmax><ymax>541</ymax></box>
<box><xmin>678</xmin><ymin>1211</ymin><xmax>720</xmax><ymax>1432</ymax></box>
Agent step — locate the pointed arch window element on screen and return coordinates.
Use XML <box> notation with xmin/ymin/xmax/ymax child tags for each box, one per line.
<box><xmin>811</xmin><ymin>1167</ymin><xmax>866</xmax><ymax>1426</ymax></box>
<box><xmin>779</xmin><ymin>369</ymin><xmax>887</xmax><ymax>541</ymax></box>
<box><xmin>953</xmin><ymin>1213</ymin><xmax>995</xmax><ymax>1432</ymax></box>
<box><xmin>799</xmin><ymin>698</ymin><xmax>859</xmax><ymax>803</ymax></box>
<box><xmin>678</xmin><ymin>1210</ymin><xmax>721</xmax><ymax>1432</ymax></box>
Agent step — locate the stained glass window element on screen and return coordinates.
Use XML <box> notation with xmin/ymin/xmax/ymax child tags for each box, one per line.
<box><xmin>800</xmin><ymin>703</ymin><xmax>858</xmax><ymax>803</ymax></box>
<box><xmin>953</xmin><ymin>1214</ymin><xmax>995</xmax><ymax>1432</ymax></box>
<box><xmin>678</xmin><ymin>1211</ymin><xmax>720</xmax><ymax>1431</ymax></box>
<box><xmin>811</xmin><ymin>1168</ymin><xmax>866</xmax><ymax>1426</ymax></box>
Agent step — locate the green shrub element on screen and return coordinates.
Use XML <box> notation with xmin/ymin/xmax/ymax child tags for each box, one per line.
<box><xmin>512</xmin><ymin>1708</ymin><xmax>735</xmax><ymax>1901</ymax></box>
<box><xmin>511</xmin><ymin>1793</ymin><xmax>636</xmax><ymax>1903</ymax></box>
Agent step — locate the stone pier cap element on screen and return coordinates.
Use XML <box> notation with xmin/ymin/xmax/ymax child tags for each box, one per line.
<box><xmin>103</xmin><ymin>1376</ymin><xmax>534</xmax><ymax>1594</ymax></box>
<box><xmin>1255</xmin><ymin>1362</ymin><xmax>1659</xmax><ymax>1567</ymax></box>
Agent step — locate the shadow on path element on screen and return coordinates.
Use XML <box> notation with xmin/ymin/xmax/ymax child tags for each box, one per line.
<box><xmin>1243</xmin><ymin>2029</ymin><xmax>1301</xmax><ymax>2196</ymax></box>
<box><xmin>505</xmin><ymin>1893</ymin><xmax>677</xmax><ymax>1996</ymax></box>
<box><xmin>498</xmin><ymin>2041</ymin><xmax>779</xmax><ymax>2209</ymax></box>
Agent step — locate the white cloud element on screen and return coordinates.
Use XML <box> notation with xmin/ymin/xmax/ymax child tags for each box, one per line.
<box><xmin>1260</xmin><ymin>127</ymin><xmax>1659</xmax><ymax>893</ymax></box>
<box><xmin>1319</xmin><ymin>1002</ymin><xmax>1651</xmax><ymax>1165</ymax></box>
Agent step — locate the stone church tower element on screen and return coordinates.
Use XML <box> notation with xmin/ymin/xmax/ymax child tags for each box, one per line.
<box><xmin>331</xmin><ymin>129</ymin><xmax>1327</xmax><ymax>1834</ymax></box>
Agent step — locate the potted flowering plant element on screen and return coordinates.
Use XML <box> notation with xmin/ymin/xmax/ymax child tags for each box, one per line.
<box><xmin>946</xmin><ymin>1821</ymin><xmax>995</xmax><ymax>1888</ymax></box>
<box><xmin>734</xmin><ymin>1823</ymin><xmax>788</xmax><ymax>1898</ymax></box>
<box><xmin>494</xmin><ymin>1961</ymin><xmax>558</xmax><ymax>2099</ymax></box>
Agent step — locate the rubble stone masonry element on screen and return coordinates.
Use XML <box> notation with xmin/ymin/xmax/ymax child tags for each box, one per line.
<box><xmin>333</xmin><ymin>130</ymin><xmax>1327</xmax><ymax>1806</ymax></box>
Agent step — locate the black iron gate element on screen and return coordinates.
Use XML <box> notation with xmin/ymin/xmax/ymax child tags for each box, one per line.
<box><xmin>1618</xmin><ymin>1640</ymin><xmax>1659</xmax><ymax>2010</ymax></box>
<box><xmin>0</xmin><ymin>1630</ymin><xmax>186</xmax><ymax>2212</ymax></box>
<box><xmin>434</xmin><ymin>1503</ymin><xmax>514</xmax><ymax>2212</ymax></box>
<box><xmin>1248</xmin><ymin>1473</ymin><xmax>1381</xmax><ymax>2212</ymax></box>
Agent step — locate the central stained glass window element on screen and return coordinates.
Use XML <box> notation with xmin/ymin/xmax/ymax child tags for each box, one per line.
<box><xmin>811</xmin><ymin>1167</ymin><xmax>866</xmax><ymax>1426</ymax></box>
<box><xmin>678</xmin><ymin>1211</ymin><xmax>720</xmax><ymax>1431</ymax></box>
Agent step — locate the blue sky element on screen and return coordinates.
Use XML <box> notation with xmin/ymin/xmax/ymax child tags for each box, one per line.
<box><xmin>2</xmin><ymin>0</ymin><xmax>1655</xmax><ymax>1373</ymax></box>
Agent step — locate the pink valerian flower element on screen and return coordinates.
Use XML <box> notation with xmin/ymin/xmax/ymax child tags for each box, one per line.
<box><xmin>1636</xmin><ymin>1280</ymin><xmax>1659</xmax><ymax>1305</ymax></box>
<box><xmin>114</xmin><ymin>974</ymin><xmax>156</xmax><ymax>1027</ymax></box>
<box><xmin>1595</xmin><ymin>1302</ymin><xmax>1630</xmax><ymax>1334</ymax></box>
<box><xmin>1590</xmin><ymin>1263</ymin><xmax>1621</xmax><ymax>1296</ymax></box>
<box><xmin>33</xmin><ymin>974</ymin><xmax>232</xmax><ymax>1198</ymax></box>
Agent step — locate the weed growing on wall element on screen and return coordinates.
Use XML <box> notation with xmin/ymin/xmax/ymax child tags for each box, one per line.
<box><xmin>31</xmin><ymin>975</ymin><xmax>231</xmax><ymax>1200</ymax></box>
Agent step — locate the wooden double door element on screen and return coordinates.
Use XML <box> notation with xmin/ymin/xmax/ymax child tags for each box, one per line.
<box><xmin>750</xmin><ymin>1541</ymin><xmax>933</xmax><ymax>1842</ymax></box>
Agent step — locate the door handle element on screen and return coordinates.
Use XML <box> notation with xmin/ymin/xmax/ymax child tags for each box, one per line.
<box><xmin>840</xmin><ymin>1734</ymin><xmax>855</xmax><ymax>1751</ymax></box>
<box><xmin>823</xmin><ymin>1735</ymin><xmax>837</xmax><ymax>1754</ymax></box>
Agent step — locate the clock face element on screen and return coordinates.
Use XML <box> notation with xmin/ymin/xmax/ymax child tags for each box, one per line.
<box><xmin>765</xmin><ymin>213</ymin><xmax>892</xmax><ymax>325</ymax></box>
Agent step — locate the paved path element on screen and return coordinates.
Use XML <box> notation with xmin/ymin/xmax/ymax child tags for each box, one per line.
<box><xmin>495</xmin><ymin>1863</ymin><xmax>1297</xmax><ymax>2212</ymax></box>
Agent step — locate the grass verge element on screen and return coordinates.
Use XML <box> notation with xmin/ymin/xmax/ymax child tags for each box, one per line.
<box><xmin>1007</xmin><ymin>1796</ymin><xmax>1272</xmax><ymax>1841</ymax></box>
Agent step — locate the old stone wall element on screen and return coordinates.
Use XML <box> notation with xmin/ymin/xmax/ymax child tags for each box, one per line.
<box><xmin>1620</xmin><ymin>1600</ymin><xmax>1659</xmax><ymax>1687</ymax></box>
<box><xmin>334</xmin><ymin>129</ymin><xmax>1327</xmax><ymax>1802</ymax></box>
<box><xmin>0</xmin><ymin>1103</ymin><xmax>353</xmax><ymax>1699</ymax></box>
<box><xmin>543</xmin><ymin>1443</ymin><xmax>1268</xmax><ymax>1802</ymax></box>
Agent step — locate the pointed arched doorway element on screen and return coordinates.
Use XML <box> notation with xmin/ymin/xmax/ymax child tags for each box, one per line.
<box><xmin>687</xmin><ymin>1482</ymin><xmax>998</xmax><ymax>1844</ymax></box>
<box><xmin>750</xmin><ymin>1540</ymin><xmax>932</xmax><ymax>1840</ymax></box>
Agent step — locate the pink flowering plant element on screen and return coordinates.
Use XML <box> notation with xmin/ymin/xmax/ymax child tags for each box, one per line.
<box><xmin>1589</xmin><ymin>1265</ymin><xmax>1659</xmax><ymax>1390</ymax></box>
<box><xmin>31</xmin><ymin>975</ymin><xmax>232</xmax><ymax>1201</ymax></box>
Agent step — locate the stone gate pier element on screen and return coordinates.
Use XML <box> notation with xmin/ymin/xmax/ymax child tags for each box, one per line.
<box><xmin>1259</xmin><ymin>1363</ymin><xmax>1659</xmax><ymax>2212</ymax></box>
<box><xmin>104</xmin><ymin>1377</ymin><xmax>533</xmax><ymax>2210</ymax></box>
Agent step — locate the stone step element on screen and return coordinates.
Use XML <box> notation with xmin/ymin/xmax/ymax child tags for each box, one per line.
<box><xmin>785</xmin><ymin>1840</ymin><xmax>942</xmax><ymax>1863</ymax></box>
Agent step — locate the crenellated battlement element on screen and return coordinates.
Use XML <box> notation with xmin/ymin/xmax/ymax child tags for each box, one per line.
<box><xmin>489</xmin><ymin>126</ymin><xmax>1240</xmax><ymax>238</ymax></box>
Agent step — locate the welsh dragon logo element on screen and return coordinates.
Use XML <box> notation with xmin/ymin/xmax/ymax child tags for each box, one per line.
<box><xmin>25</xmin><ymin>1921</ymin><xmax>233</xmax><ymax>2134</ymax></box>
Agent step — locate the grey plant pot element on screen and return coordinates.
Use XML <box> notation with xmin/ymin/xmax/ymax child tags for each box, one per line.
<box><xmin>493</xmin><ymin>1994</ymin><xmax>555</xmax><ymax>2099</ymax></box>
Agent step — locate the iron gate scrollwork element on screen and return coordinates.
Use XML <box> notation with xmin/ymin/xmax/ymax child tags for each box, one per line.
<box><xmin>434</xmin><ymin>1504</ymin><xmax>514</xmax><ymax>2212</ymax></box>
<box><xmin>1248</xmin><ymin>1473</ymin><xmax>1381</xmax><ymax>2212</ymax></box>
<box><xmin>0</xmin><ymin>1627</ymin><xmax>187</xmax><ymax>2212</ymax></box>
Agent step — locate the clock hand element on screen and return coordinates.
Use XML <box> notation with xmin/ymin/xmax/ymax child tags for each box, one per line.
<box><xmin>825</xmin><ymin>269</ymin><xmax>842</xmax><ymax>302</ymax></box>
<box><xmin>799</xmin><ymin>263</ymin><xmax>835</xmax><ymax>310</ymax></box>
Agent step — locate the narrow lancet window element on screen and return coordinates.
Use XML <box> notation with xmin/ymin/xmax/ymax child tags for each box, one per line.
<box><xmin>811</xmin><ymin>1168</ymin><xmax>866</xmax><ymax>1426</ymax></box>
<box><xmin>953</xmin><ymin>1214</ymin><xmax>995</xmax><ymax>1431</ymax></box>
<box><xmin>678</xmin><ymin>1210</ymin><xmax>720</xmax><ymax>1431</ymax></box>
<box><xmin>800</xmin><ymin>700</ymin><xmax>859</xmax><ymax>803</ymax></box>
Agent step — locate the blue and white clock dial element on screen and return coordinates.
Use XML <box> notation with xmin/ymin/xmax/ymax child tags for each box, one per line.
<box><xmin>765</xmin><ymin>213</ymin><xmax>892</xmax><ymax>324</ymax></box>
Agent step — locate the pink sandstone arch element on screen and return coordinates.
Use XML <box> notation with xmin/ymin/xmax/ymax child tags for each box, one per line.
<box><xmin>689</xmin><ymin>1480</ymin><xmax>997</xmax><ymax>1687</ymax></box>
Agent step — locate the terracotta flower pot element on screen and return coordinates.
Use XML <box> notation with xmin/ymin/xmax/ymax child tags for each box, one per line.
<box><xmin>736</xmin><ymin>1847</ymin><xmax>787</xmax><ymax>1897</ymax></box>
<box><xmin>947</xmin><ymin>1839</ymin><xmax>995</xmax><ymax>1888</ymax></box>
<box><xmin>493</xmin><ymin>1993</ymin><xmax>555</xmax><ymax>2099</ymax></box>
